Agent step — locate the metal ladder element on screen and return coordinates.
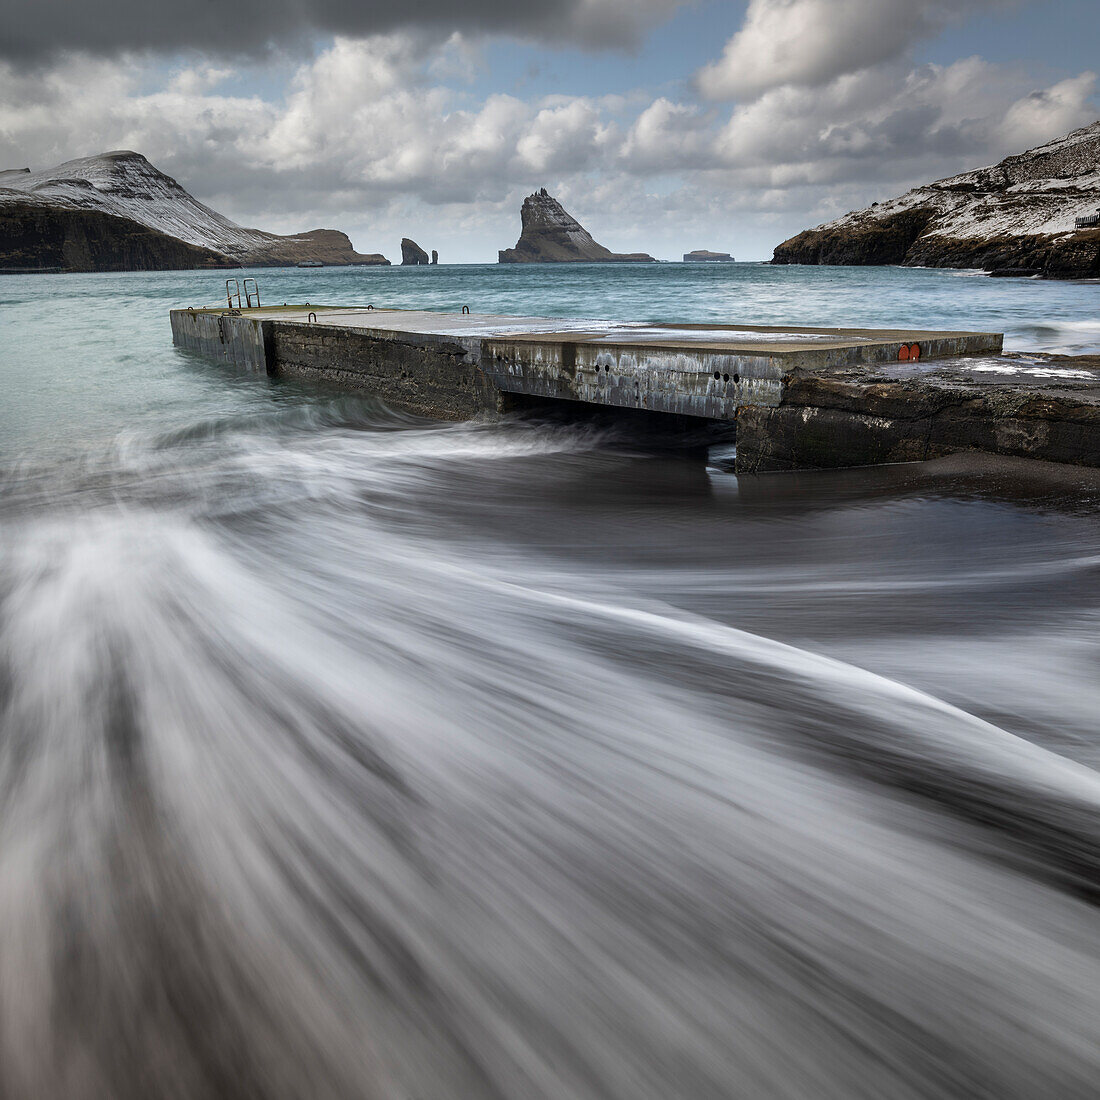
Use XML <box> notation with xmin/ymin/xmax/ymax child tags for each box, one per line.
<box><xmin>225</xmin><ymin>278</ymin><xmax>261</xmax><ymax>308</ymax></box>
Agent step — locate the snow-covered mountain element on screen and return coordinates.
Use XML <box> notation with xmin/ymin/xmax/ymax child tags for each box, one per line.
<box><xmin>772</xmin><ymin>122</ymin><xmax>1100</xmax><ymax>277</ymax></box>
<box><xmin>0</xmin><ymin>150</ymin><xmax>388</xmax><ymax>268</ymax></box>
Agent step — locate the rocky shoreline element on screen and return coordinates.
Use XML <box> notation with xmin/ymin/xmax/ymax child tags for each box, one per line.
<box><xmin>736</xmin><ymin>353</ymin><xmax>1100</xmax><ymax>472</ymax></box>
<box><xmin>773</xmin><ymin>217</ymin><xmax>1100</xmax><ymax>279</ymax></box>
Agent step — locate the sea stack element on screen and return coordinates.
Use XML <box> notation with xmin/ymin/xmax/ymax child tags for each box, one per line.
<box><xmin>498</xmin><ymin>188</ymin><xmax>655</xmax><ymax>263</ymax></box>
<box><xmin>401</xmin><ymin>238</ymin><xmax>430</xmax><ymax>265</ymax></box>
<box><xmin>683</xmin><ymin>249</ymin><xmax>734</xmax><ymax>262</ymax></box>
<box><xmin>431</xmin><ymin>249</ymin><xmax>438</xmax><ymax>264</ymax></box>
<box><xmin>772</xmin><ymin>121</ymin><xmax>1100</xmax><ymax>278</ymax></box>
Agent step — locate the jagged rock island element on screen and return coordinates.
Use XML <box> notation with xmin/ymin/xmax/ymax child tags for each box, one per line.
<box><xmin>772</xmin><ymin>121</ymin><xmax>1100</xmax><ymax>278</ymax></box>
<box><xmin>0</xmin><ymin>150</ymin><xmax>390</xmax><ymax>272</ymax></box>
<box><xmin>684</xmin><ymin>249</ymin><xmax>734</xmax><ymax>262</ymax></box>
<box><xmin>498</xmin><ymin>189</ymin><xmax>655</xmax><ymax>263</ymax></box>
<box><xmin>401</xmin><ymin>238</ymin><xmax>430</xmax><ymax>265</ymax></box>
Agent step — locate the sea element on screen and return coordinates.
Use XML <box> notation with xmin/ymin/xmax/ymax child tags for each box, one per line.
<box><xmin>0</xmin><ymin>262</ymin><xmax>1098</xmax><ymax>1098</ymax></box>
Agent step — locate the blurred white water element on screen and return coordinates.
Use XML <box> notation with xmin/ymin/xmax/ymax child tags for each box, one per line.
<box><xmin>1</xmin><ymin>406</ymin><xmax>1098</xmax><ymax>1099</ymax></box>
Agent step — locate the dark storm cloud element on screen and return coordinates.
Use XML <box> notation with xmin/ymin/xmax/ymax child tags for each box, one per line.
<box><xmin>0</xmin><ymin>0</ymin><xmax>680</xmax><ymax>60</ymax></box>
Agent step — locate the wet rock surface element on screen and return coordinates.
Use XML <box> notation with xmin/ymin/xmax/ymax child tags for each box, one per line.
<box><xmin>736</xmin><ymin>354</ymin><xmax>1100</xmax><ymax>472</ymax></box>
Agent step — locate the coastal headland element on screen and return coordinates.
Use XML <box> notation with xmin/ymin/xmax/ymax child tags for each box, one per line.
<box><xmin>0</xmin><ymin>151</ymin><xmax>390</xmax><ymax>271</ymax></box>
<box><xmin>773</xmin><ymin>121</ymin><xmax>1100</xmax><ymax>278</ymax></box>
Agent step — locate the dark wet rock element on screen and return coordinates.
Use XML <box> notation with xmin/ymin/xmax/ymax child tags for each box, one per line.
<box><xmin>0</xmin><ymin>202</ymin><xmax>232</xmax><ymax>272</ymax></box>
<box><xmin>772</xmin><ymin>121</ymin><xmax>1100</xmax><ymax>278</ymax></box>
<box><xmin>431</xmin><ymin>249</ymin><xmax>438</xmax><ymax>265</ymax></box>
<box><xmin>401</xmin><ymin>238</ymin><xmax>430</xmax><ymax>265</ymax></box>
<box><xmin>736</xmin><ymin>355</ymin><xmax>1100</xmax><ymax>472</ymax></box>
<box><xmin>773</xmin><ymin>208</ymin><xmax>936</xmax><ymax>266</ymax></box>
<box><xmin>498</xmin><ymin>189</ymin><xmax>656</xmax><ymax>263</ymax></box>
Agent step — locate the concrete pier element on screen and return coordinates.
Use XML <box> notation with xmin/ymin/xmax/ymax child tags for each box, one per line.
<box><xmin>164</xmin><ymin>303</ymin><xmax>1099</xmax><ymax>470</ymax></box>
<box><xmin>171</xmin><ymin>302</ymin><xmax>999</xmax><ymax>407</ymax></box>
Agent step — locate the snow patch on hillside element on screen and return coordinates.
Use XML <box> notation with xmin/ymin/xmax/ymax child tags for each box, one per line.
<box><xmin>815</xmin><ymin>121</ymin><xmax>1100</xmax><ymax>242</ymax></box>
<box><xmin>0</xmin><ymin>150</ymin><xmax>315</xmax><ymax>258</ymax></box>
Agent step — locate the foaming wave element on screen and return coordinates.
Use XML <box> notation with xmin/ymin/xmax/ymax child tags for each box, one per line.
<box><xmin>0</xmin><ymin>415</ymin><xmax>1098</xmax><ymax>1099</ymax></box>
<box><xmin>1012</xmin><ymin>318</ymin><xmax>1100</xmax><ymax>354</ymax></box>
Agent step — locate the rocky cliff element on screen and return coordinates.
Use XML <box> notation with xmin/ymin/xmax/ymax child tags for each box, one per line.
<box><xmin>0</xmin><ymin>151</ymin><xmax>390</xmax><ymax>271</ymax></box>
<box><xmin>0</xmin><ymin>200</ymin><xmax>231</xmax><ymax>272</ymax></box>
<box><xmin>498</xmin><ymin>189</ymin><xmax>655</xmax><ymax>263</ymax></box>
<box><xmin>772</xmin><ymin>122</ymin><xmax>1100</xmax><ymax>278</ymax></box>
<box><xmin>401</xmin><ymin>237</ymin><xmax>430</xmax><ymax>265</ymax></box>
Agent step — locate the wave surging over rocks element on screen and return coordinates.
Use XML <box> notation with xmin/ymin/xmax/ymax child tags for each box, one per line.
<box><xmin>0</xmin><ymin>408</ymin><xmax>1098</xmax><ymax>1099</ymax></box>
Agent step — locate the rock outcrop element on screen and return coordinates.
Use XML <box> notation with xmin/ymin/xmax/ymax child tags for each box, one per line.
<box><xmin>772</xmin><ymin>122</ymin><xmax>1100</xmax><ymax>278</ymax></box>
<box><xmin>683</xmin><ymin>249</ymin><xmax>734</xmax><ymax>262</ymax></box>
<box><xmin>0</xmin><ymin>150</ymin><xmax>390</xmax><ymax>271</ymax></box>
<box><xmin>498</xmin><ymin>189</ymin><xmax>655</xmax><ymax>263</ymax></box>
<box><xmin>736</xmin><ymin>355</ymin><xmax>1100</xmax><ymax>472</ymax></box>
<box><xmin>401</xmin><ymin>237</ymin><xmax>430</xmax><ymax>265</ymax></box>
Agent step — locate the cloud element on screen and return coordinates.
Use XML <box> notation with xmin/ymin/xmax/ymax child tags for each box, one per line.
<box><xmin>619</xmin><ymin>98</ymin><xmax>718</xmax><ymax>172</ymax></box>
<box><xmin>711</xmin><ymin>58</ymin><xmax>1005</xmax><ymax>180</ymax></box>
<box><xmin>696</xmin><ymin>0</ymin><xmax>1007</xmax><ymax>100</ymax></box>
<box><xmin>0</xmin><ymin>32</ymin><xmax>1094</xmax><ymax>262</ymax></box>
<box><xmin>516</xmin><ymin>101</ymin><xmax>615</xmax><ymax>174</ymax></box>
<box><xmin>0</xmin><ymin>0</ymin><xmax>684</xmax><ymax>61</ymax></box>
<box><xmin>998</xmin><ymin>72</ymin><xmax>1098</xmax><ymax>150</ymax></box>
<box><xmin>718</xmin><ymin>58</ymin><xmax>1097</xmax><ymax>186</ymax></box>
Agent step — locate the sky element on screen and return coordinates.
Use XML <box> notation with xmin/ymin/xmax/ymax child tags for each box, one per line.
<box><xmin>0</xmin><ymin>0</ymin><xmax>1096</xmax><ymax>262</ymax></box>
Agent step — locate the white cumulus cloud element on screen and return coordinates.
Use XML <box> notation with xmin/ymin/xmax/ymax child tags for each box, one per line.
<box><xmin>696</xmin><ymin>0</ymin><xmax>1007</xmax><ymax>101</ymax></box>
<box><xmin>998</xmin><ymin>72</ymin><xmax>1099</xmax><ymax>151</ymax></box>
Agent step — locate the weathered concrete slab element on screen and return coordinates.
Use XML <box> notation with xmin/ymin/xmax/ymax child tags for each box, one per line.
<box><xmin>169</xmin><ymin>303</ymin><xmax>1003</xmax><ymax>423</ymax></box>
<box><xmin>170</xmin><ymin>307</ymin><xmax>270</xmax><ymax>372</ymax></box>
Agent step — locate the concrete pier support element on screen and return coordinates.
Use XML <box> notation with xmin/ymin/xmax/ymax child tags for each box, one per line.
<box><xmin>170</xmin><ymin>309</ymin><xmax>271</xmax><ymax>372</ymax></box>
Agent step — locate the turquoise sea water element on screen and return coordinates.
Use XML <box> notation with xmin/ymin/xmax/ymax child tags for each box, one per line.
<box><xmin>1</xmin><ymin>264</ymin><xmax>1099</xmax><ymax>1098</ymax></box>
